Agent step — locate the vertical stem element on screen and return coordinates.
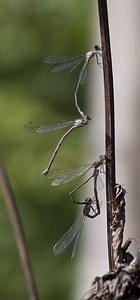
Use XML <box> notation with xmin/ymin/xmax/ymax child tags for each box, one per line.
<box><xmin>0</xmin><ymin>157</ymin><xmax>39</xmax><ymax>300</ymax></box>
<box><xmin>98</xmin><ymin>0</ymin><xmax>116</xmax><ymax>270</ymax></box>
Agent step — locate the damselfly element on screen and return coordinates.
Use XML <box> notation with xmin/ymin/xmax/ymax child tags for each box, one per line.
<box><xmin>53</xmin><ymin>169</ymin><xmax>100</xmax><ymax>260</ymax></box>
<box><xmin>44</xmin><ymin>45</ymin><xmax>103</xmax><ymax>118</ymax></box>
<box><xmin>48</xmin><ymin>155</ymin><xmax>106</xmax><ymax>186</ymax></box>
<box><xmin>24</xmin><ymin>115</ymin><xmax>91</xmax><ymax>175</ymax></box>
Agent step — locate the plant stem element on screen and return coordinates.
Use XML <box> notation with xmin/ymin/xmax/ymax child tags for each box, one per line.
<box><xmin>0</xmin><ymin>157</ymin><xmax>39</xmax><ymax>300</ymax></box>
<box><xmin>98</xmin><ymin>0</ymin><xmax>116</xmax><ymax>270</ymax></box>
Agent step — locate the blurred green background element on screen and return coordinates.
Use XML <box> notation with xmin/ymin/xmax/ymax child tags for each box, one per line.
<box><xmin>0</xmin><ymin>0</ymin><xmax>97</xmax><ymax>299</ymax></box>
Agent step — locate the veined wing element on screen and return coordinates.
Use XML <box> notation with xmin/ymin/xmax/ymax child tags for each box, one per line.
<box><xmin>71</xmin><ymin>213</ymin><xmax>86</xmax><ymax>260</ymax></box>
<box><xmin>53</xmin><ymin>213</ymin><xmax>85</xmax><ymax>255</ymax></box>
<box><xmin>97</xmin><ymin>175</ymin><xmax>104</xmax><ymax>191</ymax></box>
<box><xmin>48</xmin><ymin>164</ymin><xmax>92</xmax><ymax>186</ymax></box>
<box><xmin>78</xmin><ymin>48</ymin><xmax>102</xmax><ymax>85</ymax></box>
<box><xmin>80</xmin><ymin>67</ymin><xmax>88</xmax><ymax>85</ymax></box>
<box><xmin>51</xmin><ymin>58</ymin><xmax>84</xmax><ymax>73</ymax></box>
<box><xmin>24</xmin><ymin>120</ymin><xmax>74</xmax><ymax>133</ymax></box>
<box><xmin>44</xmin><ymin>54</ymin><xmax>83</xmax><ymax>64</ymax></box>
<box><xmin>68</xmin><ymin>57</ymin><xmax>85</xmax><ymax>74</ymax></box>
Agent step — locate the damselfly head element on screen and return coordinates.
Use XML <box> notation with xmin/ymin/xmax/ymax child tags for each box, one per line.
<box><xmin>94</xmin><ymin>45</ymin><xmax>102</xmax><ymax>51</ymax></box>
<box><xmin>83</xmin><ymin>114</ymin><xmax>91</xmax><ymax>124</ymax></box>
<box><xmin>84</xmin><ymin>197</ymin><xmax>92</xmax><ymax>205</ymax></box>
<box><xmin>86</xmin><ymin>115</ymin><xmax>91</xmax><ymax>121</ymax></box>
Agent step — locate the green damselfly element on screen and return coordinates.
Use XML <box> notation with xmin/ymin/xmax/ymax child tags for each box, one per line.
<box><xmin>44</xmin><ymin>45</ymin><xmax>103</xmax><ymax>118</ymax></box>
<box><xmin>53</xmin><ymin>169</ymin><xmax>100</xmax><ymax>260</ymax></box>
<box><xmin>24</xmin><ymin>115</ymin><xmax>91</xmax><ymax>175</ymax></box>
<box><xmin>47</xmin><ymin>155</ymin><xmax>106</xmax><ymax>186</ymax></box>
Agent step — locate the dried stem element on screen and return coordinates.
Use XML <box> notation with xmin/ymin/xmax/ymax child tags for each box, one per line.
<box><xmin>0</xmin><ymin>156</ymin><xmax>39</xmax><ymax>300</ymax></box>
<box><xmin>111</xmin><ymin>185</ymin><xmax>126</xmax><ymax>266</ymax></box>
<box><xmin>98</xmin><ymin>0</ymin><xmax>116</xmax><ymax>270</ymax></box>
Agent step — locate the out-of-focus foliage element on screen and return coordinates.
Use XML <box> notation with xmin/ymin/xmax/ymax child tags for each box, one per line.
<box><xmin>0</xmin><ymin>0</ymin><xmax>95</xmax><ymax>299</ymax></box>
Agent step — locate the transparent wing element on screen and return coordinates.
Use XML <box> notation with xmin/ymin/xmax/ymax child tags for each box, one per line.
<box><xmin>44</xmin><ymin>54</ymin><xmax>83</xmax><ymax>64</ymax></box>
<box><xmin>78</xmin><ymin>48</ymin><xmax>102</xmax><ymax>86</ymax></box>
<box><xmin>53</xmin><ymin>213</ymin><xmax>85</xmax><ymax>255</ymax></box>
<box><xmin>71</xmin><ymin>214</ymin><xmax>86</xmax><ymax>260</ymax></box>
<box><xmin>68</xmin><ymin>58</ymin><xmax>84</xmax><ymax>74</ymax></box>
<box><xmin>48</xmin><ymin>164</ymin><xmax>92</xmax><ymax>186</ymax></box>
<box><xmin>24</xmin><ymin>120</ymin><xmax>74</xmax><ymax>133</ymax></box>
<box><xmin>80</xmin><ymin>67</ymin><xmax>88</xmax><ymax>85</ymax></box>
<box><xmin>97</xmin><ymin>175</ymin><xmax>104</xmax><ymax>191</ymax></box>
<box><xmin>51</xmin><ymin>58</ymin><xmax>83</xmax><ymax>73</ymax></box>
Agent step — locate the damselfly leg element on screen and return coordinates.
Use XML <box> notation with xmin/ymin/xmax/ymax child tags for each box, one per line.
<box><xmin>53</xmin><ymin>168</ymin><xmax>100</xmax><ymax>260</ymax></box>
<box><xmin>44</xmin><ymin>45</ymin><xmax>103</xmax><ymax>118</ymax></box>
<box><xmin>48</xmin><ymin>155</ymin><xmax>106</xmax><ymax>186</ymax></box>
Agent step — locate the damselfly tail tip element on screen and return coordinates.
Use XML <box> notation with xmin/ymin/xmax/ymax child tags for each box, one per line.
<box><xmin>41</xmin><ymin>170</ymin><xmax>48</xmax><ymax>176</ymax></box>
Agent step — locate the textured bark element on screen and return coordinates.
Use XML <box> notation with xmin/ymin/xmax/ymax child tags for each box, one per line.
<box><xmin>98</xmin><ymin>0</ymin><xmax>116</xmax><ymax>270</ymax></box>
<box><xmin>81</xmin><ymin>247</ymin><xmax>140</xmax><ymax>300</ymax></box>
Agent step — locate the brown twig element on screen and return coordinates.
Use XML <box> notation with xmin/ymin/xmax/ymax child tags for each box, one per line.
<box><xmin>98</xmin><ymin>0</ymin><xmax>116</xmax><ymax>270</ymax></box>
<box><xmin>0</xmin><ymin>156</ymin><xmax>39</xmax><ymax>300</ymax></box>
<box><xmin>111</xmin><ymin>185</ymin><xmax>126</xmax><ymax>266</ymax></box>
